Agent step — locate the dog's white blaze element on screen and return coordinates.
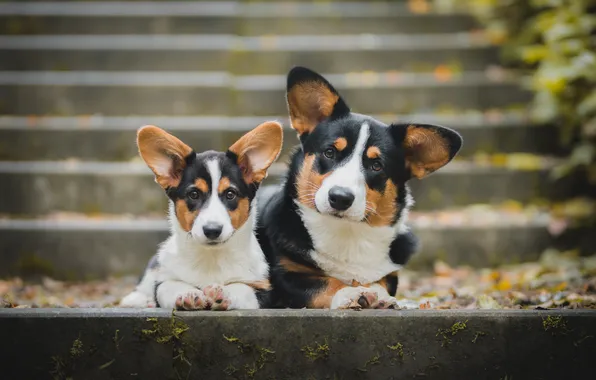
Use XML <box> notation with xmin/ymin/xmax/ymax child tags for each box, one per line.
<box><xmin>190</xmin><ymin>159</ymin><xmax>234</xmax><ymax>243</ymax></box>
<box><xmin>297</xmin><ymin>202</ymin><xmax>405</xmax><ymax>284</ymax></box>
<box><xmin>314</xmin><ymin>122</ymin><xmax>370</xmax><ymax>220</ymax></box>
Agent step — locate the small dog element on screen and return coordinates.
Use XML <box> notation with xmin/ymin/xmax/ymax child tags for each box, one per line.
<box><xmin>257</xmin><ymin>67</ymin><xmax>463</xmax><ymax>309</ymax></box>
<box><xmin>120</xmin><ymin>121</ymin><xmax>283</xmax><ymax>310</ymax></box>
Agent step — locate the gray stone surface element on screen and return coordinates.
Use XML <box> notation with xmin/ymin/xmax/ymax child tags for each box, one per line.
<box><xmin>0</xmin><ymin>69</ymin><xmax>531</xmax><ymax>114</ymax></box>
<box><xmin>0</xmin><ymin>45</ymin><xmax>497</xmax><ymax>74</ymax></box>
<box><xmin>0</xmin><ymin>122</ymin><xmax>561</xmax><ymax>161</ymax></box>
<box><xmin>0</xmin><ymin>217</ymin><xmax>551</xmax><ymax>279</ymax></box>
<box><xmin>0</xmin><ymin>309</ymin><xmax>594</xmax><ymax>379</ymax></box>
<box><xmin>0</xmin><ymin>161</ymin><xmax>556</xmax><ymax>214</ymax></box>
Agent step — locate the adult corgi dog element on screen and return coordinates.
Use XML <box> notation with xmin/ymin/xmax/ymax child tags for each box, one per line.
<box><xmin>120</xmin><ymin>121</ymin><xmax>283</xmax><ymax>310</ymax></box>
<box><xmin>257</xmin><ymin>67</ymin><xmax>462</xmax><ymax>309</ymax></box>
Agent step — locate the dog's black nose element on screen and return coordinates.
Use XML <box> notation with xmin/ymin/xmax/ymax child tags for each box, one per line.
<box><xmin>328</xmin><ymin>186</ymin><xmax>355</xmax><ymax>211</ymax></box>
<box><xmin>203</xmin><ymin>223</ymin><xmax>223</xmax><ymax>239</ymax></box>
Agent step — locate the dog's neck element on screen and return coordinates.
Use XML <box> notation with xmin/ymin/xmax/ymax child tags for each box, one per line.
<box><xmin>167</xmin><ymin>201</ymin><xmax>256</xmax><ymax>257</ymax></box>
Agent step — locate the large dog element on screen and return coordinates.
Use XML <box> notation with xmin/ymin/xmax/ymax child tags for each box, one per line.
<box><xmin>257</xmin><ymin>67</ymin><xmax>463</xmax><ymax>309</ymax></box>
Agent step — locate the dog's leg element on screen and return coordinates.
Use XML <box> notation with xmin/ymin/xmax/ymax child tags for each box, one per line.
<box><xmin>120</xmin><ymin>266</ymin><xmax>158</xmax><ymax>308</ymax></box>
<box><xmin>156</xmin><ymin>280</ymin><xmax>209</xmax><ymax>310</ymax></box>
<box><xmin>330</xmin><ymin>283</ymin><xmax>399</xmax><ymax>310</ymax></box>
<box><xmin>203</xmin><ymin>283</ymin><xmax>260</xmax><ymax>310</ymax></box>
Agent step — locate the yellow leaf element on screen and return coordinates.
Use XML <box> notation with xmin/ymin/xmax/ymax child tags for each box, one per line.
<box><xmin>490</xmin><ymin>153</ymin><xmax>508</xmax><ymax>167</ymax></box>
<box><xmin>434</xmin><ymin>64</ymin><xmax>453</xmax><ymax>82</ymax></box>
<box><xmin>501</xmin><ymin>200</ymin><xmax>524</xmax><ymax>212</ymax></box>
<box><xmin>495</xmin><ymin>279</ymin><xmax>512</xmax><ymax>291</ymax></box>
<box><xmin>408</xmin><ymin>0</ymin><xmax>431</xmax><ymax>14</ymax></box>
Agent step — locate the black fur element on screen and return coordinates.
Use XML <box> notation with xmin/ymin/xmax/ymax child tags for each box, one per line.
<box><xmin>257</xmin><ymin>67</ymin><xmax>461</xmax><ymax>309</ymax></box>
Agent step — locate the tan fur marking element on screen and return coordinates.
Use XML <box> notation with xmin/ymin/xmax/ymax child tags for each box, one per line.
<box><xmin>366</xmin><ymin>146</ymin><xmax>381</xmax><ymax>159</ymax></box>
<box><xmin>137</xmin><ymin>125</ymin><xmax>193</xmax><ymax>189</ymax></box>
<box><xmin>365</xmin><ymin>180</ymin><xmax>398</xmax><ymax>227</ymax></box>
<box><xmin>334</xmin><ymin>137</ymin><xmax>348</xmax><ymax>152</ymax></box>
<box><xmin>228</xmin><ymin>121</ymin><xmax>283</xmax><ymax>184</ymax></box>
<box><xmin>175</xmin><ymin>199</ymin><xmax>198</xmax><ymax>232</ymax></box>
<box><xmin>218</xmin><ymin>177</ymin><xmax>231</xmax><ymax>194</ymax></box>
<box><xmin>309</xmin><ymin>277</ymin><xmax>348</xmax><ymax>309</ymax></box>
<box><xmin>229</xmin><ymin>197</ymin><xmax>250</xmax><ymax>230</ymax></box>
<box><xmin>287</xmin><ymin>81</ymin><xmax>339</xmax><ymax>135</ymax></box>
<box><xmin>195</xmin><ymin>178</ymin><xmax>209</xmax><ymax>194</ymax></box>
<box><xmin>279</xmin><ymin>257</ymin><xmax>321</xmax><ymax>275</ymax></box>
<box><xmin>228</xmin><ymin>280</ymin><xmax>271</xmax><ymax>291</ymax></box>
<box><xmin>404</xmin><ymin>125</ymin><xmax>450</xmax><ymax>179</ymax></box>
<box><xmin>296</xmin><ymin>154</ymin><xmax>331</xmax><ymax>209</ymax></box>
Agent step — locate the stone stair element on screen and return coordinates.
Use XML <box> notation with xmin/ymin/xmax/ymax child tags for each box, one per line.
<box><xmin>0</xmin><ymin>1</ymin><xmax>565</xmax><ymax>279</ymax></box>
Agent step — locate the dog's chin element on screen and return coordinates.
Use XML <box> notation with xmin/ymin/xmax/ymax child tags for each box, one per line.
<box><xmin>189</xmin><ymin>234</ymin><xmax>231</xmax><ymax>247</ymax></box>
<box><xmin>318</xmin><ymin>208</ymin><xmax>364</xmax><ymax>223</ymax></box>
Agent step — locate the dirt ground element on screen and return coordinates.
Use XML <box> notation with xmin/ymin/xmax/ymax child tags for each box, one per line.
<box><xmin>2</xmin><ymin>250</ymin><xmax>595</xmax><ymax>310</ymax></box>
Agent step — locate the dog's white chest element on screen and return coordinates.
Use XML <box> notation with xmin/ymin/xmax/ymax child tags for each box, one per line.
<box><xmin>158</xmin><ymin>234</ymin><xmax>268</xmax><ymax>287</ymax></box>
<box><xmin>297</xmin><ymin>204</ymin><xmax>402</xmax><ymax>284</ymax></box>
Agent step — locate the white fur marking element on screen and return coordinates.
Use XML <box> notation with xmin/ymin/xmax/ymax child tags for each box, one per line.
<box><xmin>297</xmin><ymin>203</ymin><xmax>403</xmax><ymax>285</ymax></box>
<box><xmin>314</xmin><ymin>123</ymin><xmax>370</xmax><ymax>221</ymax></box>
<box><xmin>190</xmin><ymin>160</ymin><xmax>234</xmax><ymax>244</ymax></box>
<box><xmin>223</xmin><ymin>283</ymin><xmax>260</xmax><ymax>310</ymax></box>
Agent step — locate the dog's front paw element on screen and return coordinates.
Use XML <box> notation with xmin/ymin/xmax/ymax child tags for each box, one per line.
<box><xmin>174</xmin><ymin>289</ymin><xmax>208</xmax><ymax>310</ymax></box>
<box><xmin>203</xmin><ymin>284</ymin><xmax>230</xmax><ymax>311</ymax></box>
<box><xmin>120</xmin><ymin>291</ymin><xmax>155</xmax><ymax>308</ymax></box>
<box><xmin>371</xmin><ymin>296</ymin><xmax>400</xmax><ymax>310</ymax></box>
<box><xmin>331</xmin><ymin>286</ymin><xmax>379</xmax><ymax>310</ymax></box>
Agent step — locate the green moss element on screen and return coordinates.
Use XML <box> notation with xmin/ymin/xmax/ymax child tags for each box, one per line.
<box><xmin>472</xmin><ymin>331</ymin><xmax>487</xmax><ymax>344</ymax></box>
<box><xmin>98</xmin><ymin>359</ymin><xmax>115</xmax><ymax>370</ymax></box>
<box><xmin>542</xmin><ymin>316</ymin><xmax>569</xmax><ymax>335</ymax></box>
<box><xmin>141</xmin><ymin>313</ymin><xmax>192</xmax><ymax>377</ymax></box>
<box><xmin>364</xmin><ymin>354</ymin><xmax>381</xmax><ymax>367</ymax></box>
<box><xmin>387</xmin><ymin>342</ymin><xmax>404</xmax><ymax>359</ymax></box>
<box><xmin>224</xmin><ymin>364</ymin><xmax>239</xmax><ymax>376</ymax></box>
<box><xmin>356</xmin><ymin>353</ymin><xmax>382</xmax><ymax>372</ymax></box>
<box><xmin>50</xmin><ymin>336</ymin><xmax>85</xmax><ymax>380</ymax></box>
<box><xmin>437</xmin><ymin>320</ymin><xmax>468</xmax><ymax>347</ymax></box>
<box><xmin>69</xmin><ymin>338</ymin><xmax>84</xmax><ymax>358</ymax></box>
<box><xmin>113</xmin><ymin>329</ymin><xmax>122</xmax><ymax>352</ymax></box>
<box><xmin>50</xmin><ymin>355</ymin><xmax>68</xmax><ymax>380</ymax></box>
<box><xmin>301</xmin><ymin>339</ymin><xmax>330</xmax><ymax>362</ymax></box>
<box><xmin>222</xmin><ymin>334</ymin><xmax>276</xmax><ymax>378</ymax></box>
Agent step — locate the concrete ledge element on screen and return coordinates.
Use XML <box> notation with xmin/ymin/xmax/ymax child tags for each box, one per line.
<box><xmin>0</xmin><ymin>309</ymin><xmax>594</xmax><ymax>379</ymax></box>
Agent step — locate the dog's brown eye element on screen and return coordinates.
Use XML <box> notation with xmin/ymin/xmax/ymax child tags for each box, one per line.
<box><xmin>188</xmin><ymin>190</ymin><xmax>200</xmax><ymax>200</ymax></box>
<box><xmin>324</xmin><ymin>148</ymin><xmax>335</xmax><ymax>159</ymax></box>
<box><xmin>371</xmin><ymin>161</ymin><xmax>383</xmax><ymax>172</ymax></box>
<box><xmin>225</xmin><ymin>189</ymin><xmax>237</xmax><ymax>200</ymax></box>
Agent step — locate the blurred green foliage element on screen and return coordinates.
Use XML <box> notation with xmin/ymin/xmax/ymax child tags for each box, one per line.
<box><xmin>463</xmin><ymin>0</ymin><xmax>596</xmax><ymax>184</ymax></box>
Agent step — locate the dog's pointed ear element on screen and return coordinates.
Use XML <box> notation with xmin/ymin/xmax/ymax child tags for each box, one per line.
<box><xmin>389</xmin><ymin>123</ymin><xmax>463</xmax><ymax>179</ymax></box>
<box><xmin>286</xmin><ymin>67</ymin><xmax>350</xmax><ymax>137</ymax></box>
<box><xmin>137</xmin><ymin>125</ymin><xmax>194</xmax><ymax>189</ymax></box>
<box><xmin>227</xmin><ymin>121</ymin><xmax>284</xmax><ymax>184</ymax></box>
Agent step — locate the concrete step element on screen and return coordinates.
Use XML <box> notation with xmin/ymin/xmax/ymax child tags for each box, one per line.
<box><xmin>0</xmin><ymin>1</ymin><xmax>477</xmax><ymax>35</ymax></box>
<box><xmin>1</xmin><ymin>309</ymin><xmax>595</xmax><ymax>380</ymax></box>
<box><xmin>0</xmin><ymin>158</ymin><xmax>561</xmax><ymax>215</ymax></box>
<box><xmin>0</xmin><ymin>206</ymin><xmax>553</xmax><ymax>278</ymax></box>
<box><xmin>0</xmin><ymin>114</ymin><xmax>562</xmax><ymax>161</ymax></box>
<box><xmin>0</xmin><ymin>34</ymin><xmax>497</xmax><ymax>73</ymax></box>
<box><xmin>0</xmin><ymin>71</ymin><xmax>531</xmax><ymax>115</ymax></box>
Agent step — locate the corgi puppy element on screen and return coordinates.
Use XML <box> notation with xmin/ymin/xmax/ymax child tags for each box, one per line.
<box><xmin>257</xmin><ymin>67</ymin><xmax>463</xmax><ymax>309</ymax></box>
<box><xmin>120</xmin><ymin>121</ymin><xmax>283</xmax><ymax>310</ymax></box>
